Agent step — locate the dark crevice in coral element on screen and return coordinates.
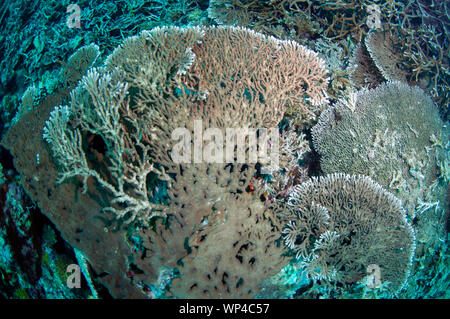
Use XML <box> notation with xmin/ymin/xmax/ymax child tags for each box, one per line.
<box><xmin>302</xmin><ymin>128</ymin><xmax>323</xmax><ymax>177</ymax></box>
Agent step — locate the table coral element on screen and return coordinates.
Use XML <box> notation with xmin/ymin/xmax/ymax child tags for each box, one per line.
<box><xmin>277</xmin><ymin>173</ymin><xmax>416</xmax><ymax>296</ymax></box>
<box><xmin>4</xmin><ymin>25</ymin><xmax>329</xmax><ymax>298</ymax></box>
<box><xmin>312</xmin><ymin>81</ymin><xmax>448</xmax><ymax>219</ymax></box>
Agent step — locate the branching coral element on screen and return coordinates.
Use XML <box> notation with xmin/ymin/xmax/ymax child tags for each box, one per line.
<box><xmin>43</xmin><ymin>68</ymin><xmax>169</xmax><ymax>224</ymax></box>
<box><xmin>43</xmin><ymin>26</ymin><xmax>328</xmax><ymax>213</ymax></box>
<box><xmin>373</xmin><ymin>0</ymin><xmax>449</xmax><ymax>119</ymax></box>
<box><xmin>256</xmin><ymin>127</ymin><xmax>311</xmax><ymax>204</ymax></box>
<box><xmin>278</xmin><ymin>173</ymin><xmax>416</xmax><ymax>296</ymax></box>
<box><xmin>207</xmin><ymin>0</ymin><xmax>371</xmax><ymax>42</ymax></box>
<box><xmin>207</xmin><ymin>0</ymin><xmax>449</xmax><ymax>120</ymax></box>
<box><xmin>60</xmin><ymin>44</ymin><xmax>101</xmax><ymax>89</ymax></box>
<box><xmin>2</xmin><ymin>0</ymin><xmax>447</xmax><ymax>300</ymax></box>
<box><xmin>364</xmin><ymin>24</ymin><xmax>448</xmax><ymax>113</ymax></box>
<box><xmin>207</xmin><ymin>0</ymin><xmax>320</xmax><ymax>40</ymax></box>
<box><xmin>38</xmin><ymin>25</ymin><xmax>329</xmax><ymax>298</ymax></box>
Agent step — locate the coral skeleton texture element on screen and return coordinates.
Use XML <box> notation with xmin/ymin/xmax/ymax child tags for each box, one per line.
<box><xmin>43</xmin><ymin>26</ymin><xmax>329</xmax><ymax>225</ymax></box>
<box><xmin>312</xmin><ymin>81</ymin><xmax>448</xmax><ymax>216</ymax></box>
<box><xmin>39</xmin><ymin>25</ymin><xmax>330</xmax><ymax>298</ymax></box>
<box><xmin>278</xmin><ymin>173</ymin><xmax>416</xmax><ymax>295</ymax></box>
<box><xmin>1</xmin><ymin>0</ymin><xmax>449</xmax><ymax>301</ymax></box>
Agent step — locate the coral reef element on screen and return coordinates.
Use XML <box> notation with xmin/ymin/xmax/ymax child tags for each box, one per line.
<box><xmin>2</xmin><ymin>87</ymin><xmax>146</xmax><ymax>297</ymax></box>
<box><xmin>207</xmin><ymin>0</ymin><xmax>321</xmax><ymax>41</ymax></box>
<box><xmin>3</xmin><ymin>25</ymin><xmax>329</xmax><ymax>298</ymax></box>
<box><xmin>312</xmin><ymin>81</ymin><xmax>448</xmax><ymax>217</ymax></box>
<box><xmin>0</xmin><ymin>162</ymin><xmax>94</xmax><ymax>298</ymax></box>
<box><xmin>207</xmin><ymin>1</ymin><xmax>449</xmax><ymax>119</ymax></box>
<box><xmin>365</xmin><ymin>30</ymin><xmax>409</xmax><ymax>83</ymax></box>
<box><xmin>208</xmin><ymin>0</ymin><xmax>373</xmax><ymax>42</ymax></box>
<box><xmin>43</xmin><ymin>25</ymin><xmax>328</xmax><ymax>225</ymax></box>
<box><xmin>0</xmin><ymin>0</ymin><xmax>448</xmax><ymax>300</ymax></box>
<box><xmin>168</xmin><ymin>187</ymin><xmax>286</xmax><ymax>298</ymax></box>
<box><xmin>370</xmin><ymin>1</ymin><xmax>449</xmax><ymax>119</ymax></box>
<box><xmin>256</xmin><ymin>126</ymin><xmax>311</xmax><ymax>205</ymax></box>
<box><xmin>0</xmin><ymin>0</ymin><xmax>209</xmax><ymax>138</ymax></box>
<box><xmin>277</xmin><ymin>173</ymin><xmax>416</xmax><ymax>296</ymax></box>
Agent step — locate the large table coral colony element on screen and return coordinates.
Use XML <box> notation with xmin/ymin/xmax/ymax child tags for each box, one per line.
<box><xmin>1</xmin><ymin>1</ymin><xmax>447</xmax><ymax>297</ymax></box>
<box><xmin>32</xmin><ymin>24</ymin><xmax>447</xmax><ymax>298</ymax></box>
